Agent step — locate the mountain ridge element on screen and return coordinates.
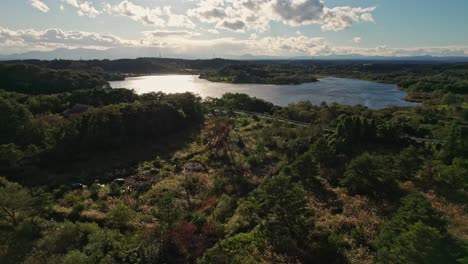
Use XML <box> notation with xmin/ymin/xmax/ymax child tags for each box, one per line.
<box><xmin>2</xmin><ymin>47</ymin><xmax>468</xmax><ymax>62</ymax></box>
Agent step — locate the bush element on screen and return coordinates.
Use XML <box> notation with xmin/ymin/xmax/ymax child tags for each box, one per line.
<box><xmin>199</xmin><ymin>232</ymin><xmax>265</xmax><ymax>264</ymax></box>
<box><xmin>37</xmin><ymin>221</ymin><xmax>99</xmax><ymax>255</ymax></box>
<box><xmin>212</xmin><ymin>194</ymin><xmax>236</xmax><ymax>222</ymax></box>
<box><xmin>106</xmin><ymin>204</ymin><xmax>136</xmax><ymax>229</ymax></box>
<box><xmin>374</xmin><ymin>193</ymin><xmax>455</xmax><ymax>264</ymax></box>
<box><xmin>63</xmin><ymin>250</ymin><xmax>88</xmax><ymax>264</ymax></box>
<box><xmin>340</xmin><ymin>153</ymin><xmax>399</xmax><ymax>198</ymax></box>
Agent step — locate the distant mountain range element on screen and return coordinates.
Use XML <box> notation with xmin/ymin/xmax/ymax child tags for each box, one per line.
<box><xmin>0</xmin><ymin>48</ymin><xmax>164</xmax><ymax>61</ymax></box>
<box><xmin>1</xmin><ymin>48</ymin><xmax>468</xmax><ymax>62</ymax></box>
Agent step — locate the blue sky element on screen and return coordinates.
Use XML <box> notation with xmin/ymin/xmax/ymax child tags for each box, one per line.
<box><xmin>0</xmin><ymin>0</ymin><xmax>467</xmax><ymax>58</ymax></box>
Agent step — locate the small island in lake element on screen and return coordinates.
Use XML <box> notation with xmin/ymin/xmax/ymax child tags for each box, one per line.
<box><xmin>200</xmin><ymin>64</ymin><xmax>319</xmax><ymax>85</ymax></box>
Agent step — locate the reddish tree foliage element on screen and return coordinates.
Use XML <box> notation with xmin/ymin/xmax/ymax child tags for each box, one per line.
<box><xmin>170</xmin><ymin>220</ymin><xmax>220</xmax><ymax>261</ymax></box>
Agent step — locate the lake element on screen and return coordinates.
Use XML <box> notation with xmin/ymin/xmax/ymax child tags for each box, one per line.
<box><xmin>109</xmin><ymin>75</ymin><xmax>417</xmax><ymax>109</ymax></box>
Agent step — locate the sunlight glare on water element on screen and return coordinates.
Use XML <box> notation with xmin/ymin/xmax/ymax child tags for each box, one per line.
<box><xmin>109</xmin><ymin>75</ymin><xmax>417</xmax><ymax>109</ymax></box>
<box><xmin>118</xmin><ymin>75</ymin><xmax>199</xmax><ymax>94</ymax></box>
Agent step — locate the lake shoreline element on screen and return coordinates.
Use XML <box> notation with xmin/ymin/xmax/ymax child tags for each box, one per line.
<box><xmin>110</xmin><ymin>74</ymin><xmax>418</xmax><ymax>109</ymax></box>
<box><xmin>199</xmin><ymin>75</ymin><xmax>319</xmax><ymax>85</ymax></box>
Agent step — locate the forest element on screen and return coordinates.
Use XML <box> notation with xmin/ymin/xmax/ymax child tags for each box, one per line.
<box><xmin>0</xmin><ymin>59</ymin><xmax>467</xmax><ymax>264</ymax></box>
<box><xmin>5</xmin><ymin>58</ymin><xmax>467</xmax><ymax>101</ymax></box>
<box><xmin>199</xmin><ymin>64</ymin><xmax>318</xmax><ymax>84</ymax></box>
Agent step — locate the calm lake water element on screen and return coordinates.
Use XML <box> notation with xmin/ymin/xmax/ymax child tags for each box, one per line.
<box><xmin>109</xmin><ymin>75</ymin><xmax>417</xmax><ymax>109</ymax></box>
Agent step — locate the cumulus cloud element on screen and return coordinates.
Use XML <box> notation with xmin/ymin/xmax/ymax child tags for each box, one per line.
<box><xmin>105</xmin><ymin>1</ymin><xmax>194</xmax><ymax>28</ymax></box>
<box><xmin>188</xmin><ymin>6</ymin><xmax>228</xmax><ymax>23</ymax></box>
<box><xmin>188</xmin><ymin>0</ymin><xmax>376</xmax><ymax>32</ymax></box>
<box><xmin>247</xmin><ymin>35</ymin><xmax>327</xmax><ymax>55</ymax></box>
<box><xmin>105</xmin><ymin>1</ymin><xmax>164</xmax><ymax>26</ymax></box>
<box><xmin>63</xmin><ymin>0</ymin><xmax>100</xmax><ymax>18</ymax></box>
<box><xmin>0</xmin><ymin>26</ymin><xmax>133</xmax><ymax>54</ymax></box>
<box><xmin>30</xmin><ymin>0</ymin><xmax>50</xmax><ymax>13</ymax></box>
<box><xmin>188</xmin><ymin>0</ymin><xmax>270</xmax><ymax>32</ymax></box>
<box><xmin>163</xmin><ymin>6</ymin><xmax>195</xmax><ymax>28</ymax></box>
<box><xmin>270</xmin><ymin>0</ymin><xmax>324</xmax><ymax>26</ymax></box>
<box><xmin>321</xmin><ymin>6</ymin><xmax>375</xmax><ymax>31</ymax></box>
<box><xmin>0</xmin><ymin>25</ymin><xmax>326</xmax><ymax>56</ymax></box>
<box><xmin>353</xmin><ymin>37</ymin><xmax>362</xmax><ymax>44</ymax></box>
<box><xmin>218</xmin><ymin>20</ymin><xmax>246</xmax><ymax>32</ymax></box>
<box><xmin>1</xmin><ymin>26</ymin><xmax>467</xmax><ymax>58</ymax></box>
<box><xmin>143</xmin><ymin>30</ymin><xmax>199</xmax><ymax>38</ymax></box>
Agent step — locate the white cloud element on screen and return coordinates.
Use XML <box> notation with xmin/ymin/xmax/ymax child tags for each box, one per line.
<box><xmin>207</xmin><ymin>29</ymin><xmax>220</xmax><ymax>34</ymax></box>
<box><xmin>63</xmin><ymin>0</ymin><xmax>100</xmax><ymax>18</ymax></box>
<box><xmin>164</xmin><ymin>6</ymin><xmax>196</xmax><ymax>29</ymax></box>
<box><xmin>105</xmin><ymin>1</ymin><xmax>164</xmax><ymax>26</ymax></box>
<box><xmin>0</xmin><ymin>26</ymin><xmax>132</xmax><ymax>54</ymax></box>
<box><xmin>218</xmin><ymin>20</ymin><xmax>246</xmax><ymax>32</ymax></box>
<box><xmin>188</xmin><ymin>0</ymin><xmax>270</xmax><ymax>32</ymax></box>
<box><xmin>187</xmin><ymin>0</ymin><xmax>376</xmax><ymax>32</ymax></box>
<box><xmin>143</xmin><ymin>30</ymin><xmax>200</xmax><ymax>38</ymax></box>
<box><xmin>353</xmin><ymin>37</ymin><xmax>362</xmax><ymax>44</ymax></box>
<box><xmin>105</xmin><ymin>1</ymin><xmax>195</xmax><ymax>29</ymax></box>
<box><xmin>188</xmin><ymin>5</ymin><xmax>228</xmax><ymax>23</ymax></box>
<box><xmin>1</xmin><ymin>26</ymin><xmax>467</xmax><ymax>58</ymax></box>
<box><xmin>269</xmin><ymin>0</ymin><xmax>325</xmax><ymax>26</ymax></box>
<box><xmin>247</xmin><ymin>35</ymin><xmax>327</xmax><ymax>55</ymax></box>
<box><xmin>29</xmin><ymin>0</ymin><xmax>50</xmax><ymax>13</ymax></box>
<box><xmin>321</xmin><ymin>6</ymin><xmax>375</xmax><ymax>31</ymax></box>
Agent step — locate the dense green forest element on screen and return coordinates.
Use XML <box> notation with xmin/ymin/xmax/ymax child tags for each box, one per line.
<box><xmin>294</xmin><ymin>62</ymin><xmax>468</xmax><ymax>103</ymax></box>
<box><xmin>4</xmin><ymin>58</ymin><xmax>466</xmax><ymax>101</ymax></box>
<box><xmin>1</xmin><ymin>58</ymin><xmax>240</xmax><ymax>75</ymax></box>
<box><xmin>0</xmin><ymin>64</ymin><xmax>123</xmax><ymax>94</ymax></box>
<box><xmin>200</xmin><ymin>64</ymin><xmax>318</xmax><ymax>84</ymax></box>
<box><xmin>0</xmin><ymin>60</ymin><xmax>467</xmax><ymax>263</ymax></box>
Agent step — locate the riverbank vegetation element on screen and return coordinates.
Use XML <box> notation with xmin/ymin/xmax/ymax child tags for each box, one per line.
<box><xmin>3</xmin><ymin>59</ymin><xmax>467</xmax><ymax>102</ymax></box>
<box><xmin>200</xmin><ymin>64</ymin><xmax>318</xmax><ymax>84</ymax></box>
<box><xmin>295</xmin><ymin>62</ymin><xmax>468</xmax><ymax>104</ymax></box>
<box><xmin>0</xmin><ymin>60</ymin><xmax>467</xmax><ymax>263</ymax></box>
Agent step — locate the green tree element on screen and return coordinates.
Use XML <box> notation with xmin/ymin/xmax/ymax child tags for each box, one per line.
<box><xmin>154</xmin><ymin>192</ymin><xmax>181</xmax><ymax>228</ymax></box>
<box><xmin>440</xmin><ymin>122</ymin><xmax>468</xmax><ymax>163</ymax></box>
<box><xmin>0</xmin><ymin>178</ymin><xmax>35</xmax><ymax>226</ymax></box>
<box><xmin>440</xmin><ymin>158</ymin><xmax>468</xmax><ymax>192</ymax></box>
<box><xmin>106</xmin><ymin>204</ymin><xmax>136</xmax><ymax>229</ymax></box>
<box><xmin>0</xmin><ymin>144</ymin><xmax>25</xmax><ymax>169</ymax></box>
<box><xmin>63</xmin><ymin>250</ymin><xmax>88</xmax><ymax>264</ymax></box>
<box><xmin>199</xmin><ymin>231</ymin><xmax>265</xmax><ymax>264</ymax></box>
<box><xmin>340</xmin><ymin>153</ymin><xmax>399</xmax><ymax>198</ymax></box>
<box><xmin>375</xmin><ymin>193</ymin><xmax>449</xmax><ymax>264</ymax></box>
<box><xmin>0</xmin><ymin>97</ymin><xmax>32</xmax><ymax>144</ymax></box>
<box><xmin>256</xmin><ymin>175</ymin><xmax>312</xmax><ymax>256</ymax></box>
<box><xmin>418</xmin><ymin>158</ymin><xmax>468</xmax><ymax>193</ymax></box>
<box><xmin>441</xmin><ymin>92</ymin><xmax>457</xmax><ymax>105</ymax></box>
<box><xmin>396</xmin><ymin>146</ymin><xmax>425</xmax><ymax>180</ymax></box>
<box><xmin>391</xmin><ymin>222</ymin><xmax>443</xmax><ymax>264</ymax></box>
<box><xmin>281</xmin><ymin>149</ymin><xmax>320</xmax><ymax>190</ymax></box>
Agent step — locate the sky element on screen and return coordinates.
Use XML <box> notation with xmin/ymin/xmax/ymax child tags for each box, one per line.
<box><xmin>0</xmin><ymin>0</ymin><xmax>467</xmax><ymax>58</ymax></box>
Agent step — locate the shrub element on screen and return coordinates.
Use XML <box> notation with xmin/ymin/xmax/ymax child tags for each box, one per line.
<box><xmin>106</xmin><ymin>204</ymin><xmax>136</xmax><ymax>229</ymax></box>
<box><xmin>341</xmin><ymin>153</ymin><xmax>399</xmax><ymax>198</ymax></box>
